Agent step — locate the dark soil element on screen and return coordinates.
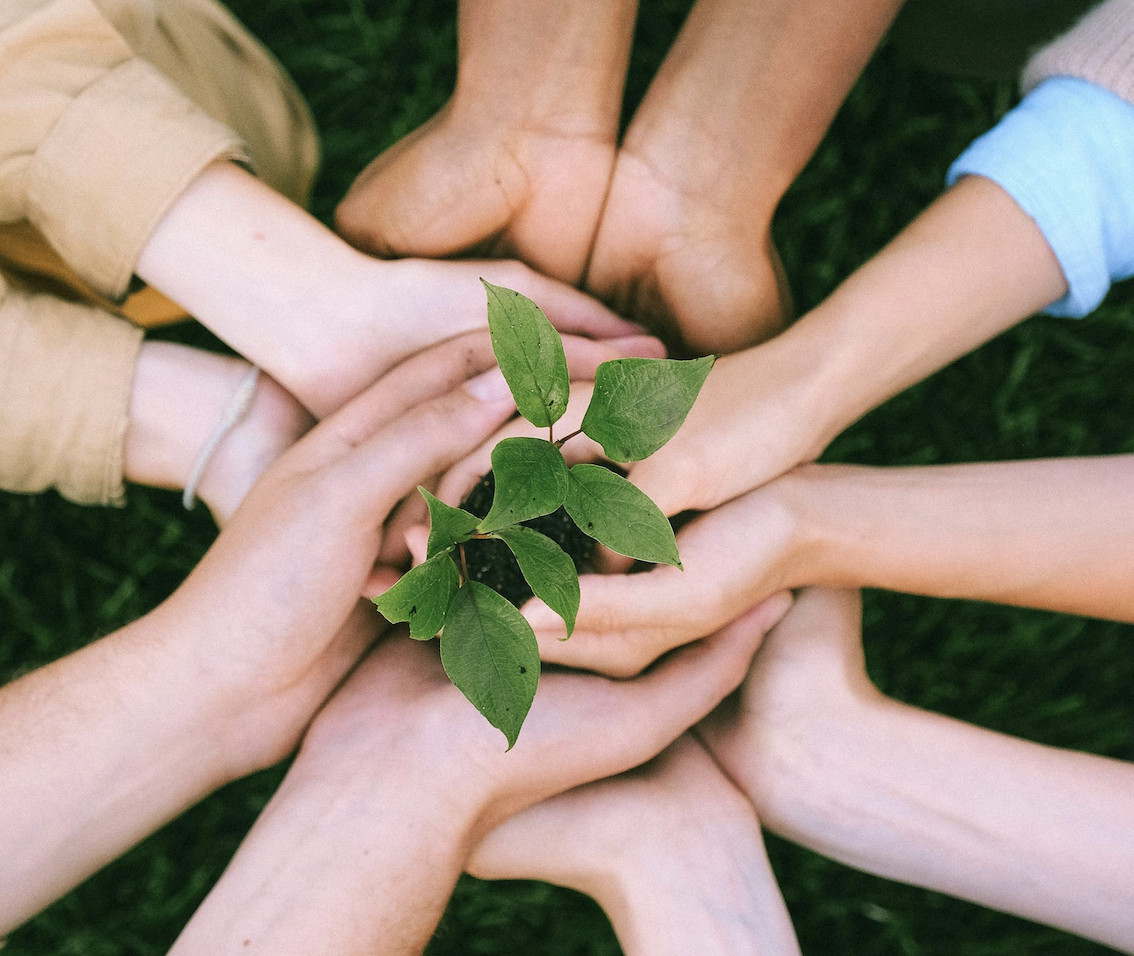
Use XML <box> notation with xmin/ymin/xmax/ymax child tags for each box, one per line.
<box><xmin>459</xmin><ymin>471</ymin><xmax>594</xmax><ymax>607</ymax></box>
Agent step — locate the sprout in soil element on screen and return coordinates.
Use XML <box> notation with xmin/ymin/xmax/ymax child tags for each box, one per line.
<box><xmin>374</xmin><ymin>280</ymin><xmax>713</xmax><ymax>748</ymax></box>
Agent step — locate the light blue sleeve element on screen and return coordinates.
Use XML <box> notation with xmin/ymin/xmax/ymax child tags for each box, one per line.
<box><xmin>947</xmin><ymin>76</ymin><xmax>1134</xmax><ymax>318</ymax></box>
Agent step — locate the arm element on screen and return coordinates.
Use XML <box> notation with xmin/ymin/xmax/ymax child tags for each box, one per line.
<box><xmin>468</xmin><ymin>735</ymin><xmax>799</xmax><ymax>956</ymax></box>
<box><xmin>0</xmin><ymin>337</ymin><xmax>520</xmax><ymax>933</ymax></box>
<box><xmin>627</xmin><ymin>173</ymin><xmax>1069</xmax><ymax>518</ymax></box>
<box><xmin>336</xmin><ymin>0</ymin><xmax>638</xmax><ymax>284</ymax></box>
<box><xmin>701</xmin><ymin>588</ymin><xmax>1134</xmax><ymax>952</ymax></box>
<box><xmin>586</xmin><ymin>0</ymin><xmax>905</xmax><ymax>352</ymax></box>
<box><xmin>530</xmin><ymin>454</ymin><xmax>1134</xmax><ymax>675</ymax></box>
<box><xmin>168</xmin><ymin>599</ymin><xmax>788</xmax><ymax>955</ymax></box>
<box><xmin>136</xmin><ymin>161</ymin><xmax>636</xmax><ymax>418</ymax></box>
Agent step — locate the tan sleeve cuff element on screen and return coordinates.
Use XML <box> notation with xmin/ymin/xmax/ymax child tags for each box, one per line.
<box><xmin>26</xmin><ymin>57</ymin><xmax>249</xmax><ymax>301</ymax></box>
<box><xmin>0</xmin><ymin>287</ymin><xmax>143</xmax><ymax>505</ymax></box>
<box><xmin>1022</xmin><ymin>0</ymin><xmax>1134</xmax><ymax>107</ymax></box>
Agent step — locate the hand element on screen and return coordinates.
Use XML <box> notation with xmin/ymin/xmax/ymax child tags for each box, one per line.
<box><xmin>697</xmin><ymin>587</ymin><xmax>878</xmax><ymax>833</ymax></box>
<box><xmin>376</xmin><ymin>329</ymin><xmax>666</xmax><ymax>570</ymax></box>
<box><xmin>137</xmin><ymin>162</ymin><xmax>638</xmax><ymax>419</ymax></box>
<box><xmin>527</xmin><ymin>484</ymin><xmax>800</xmax><ymax>676</ymax></box>
<box><xmin>335</xmin><ymin>1</ymin><xmax>637</xmax><ymax>285</ymax></box>
<box><xmin>152</xmin><ymin>332</ymin><xmax>521</xmax><ymax>766</ymax></box>
<box><xmin>170</xmin><ymin>600</ymin><xmax>788</xmax><ymax>955</ymax></box>
<box><xmin>469</xmin><ymin>735</ymin><xmax>801</xmax><ymax>956</ymax></box>
<box><xmin>299</xmin><ymin>597</ymin><xmax>786</xmax><ymax>834</ymax></box>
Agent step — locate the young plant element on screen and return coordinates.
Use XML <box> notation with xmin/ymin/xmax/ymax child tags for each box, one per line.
<box><xmin>375</xmin><ymin>281</ymin><xmax>713</xmax><ymax>748</ymax></box>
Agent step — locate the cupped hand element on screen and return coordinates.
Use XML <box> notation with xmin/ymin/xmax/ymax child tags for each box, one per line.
<box><xmin>156</xmin><ymin>334</ymin><xmax>520</xmax><ymax>758</ymax></box>
<box><xmin>697</xmin><ymin>587</ymin><xmax>877</xmax><ymax>827</ymax></box>
<box><xmin>376</xmin><ymin>330</ymin><xmax>666</xmax><ymax>570</ymax></box>
<box><xmin>583</xmin><ymin>146</ymin><xmax>791</xmax><ymax>357</ymax></box>
<box><xmin>467</xmin><ymin>734</ymin><xmax>757</xmax><ymax>886</ymax></box>
<box><xmin>623</xmin><ymin>337</ymin><xmax>836</xmax><ymax>519</ymax></box>
<box><xmin>336</xmin><ymin>104</ymin><xmax>616</xmax><ymax>286</ymax></box>
<box><xmin>296</xmin><ymin>597</ymin><xmax>789</xmax><ymax>838</ymax></box>
<box><xmin>527</xmin><ymin>485</ymin><xmax>800</xmax><ymax>676</ymax></box>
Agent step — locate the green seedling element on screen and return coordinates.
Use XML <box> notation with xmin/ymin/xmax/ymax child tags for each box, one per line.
<box><xmin>375</xmin><ymin>280</ymin><xmax>713</xmax><ymax>748</ymax></box>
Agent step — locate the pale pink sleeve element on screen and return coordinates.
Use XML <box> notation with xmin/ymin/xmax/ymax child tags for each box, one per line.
<box><xmin>1022</xmin><ymin>0</ymin><xmax>1134</xmax><ymax>107</ymax></box>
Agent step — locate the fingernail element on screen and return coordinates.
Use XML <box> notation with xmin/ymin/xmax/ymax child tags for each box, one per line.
<box><xmin>465</xmin><ymin>368</ymin><xmax>514</xmax><ymax>405</ymax></box>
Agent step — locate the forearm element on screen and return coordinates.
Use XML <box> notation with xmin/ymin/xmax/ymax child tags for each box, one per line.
<box><xmin>781</xmin><ymin>456</ymin><xmax>1134</xmax><ymax>621</ymax></box>
<box><xmin>171</xmin><ymin>754</ymin><xmax>474</xmax><ymax>954</ymax></box>
<box><xmin>453</xmin><ymin>0</ymin><xmax>638</xmax><ymax>135</ymax></box>
<box><xmin>0</xmin><ymin>615</ymin><xmax>244</xmax><ymax>931</ymax></box>
<box><xmin>134</xmin><ymin>162</ymin><xmax>386</xmax><ymax>416</ymax></box>
<box><xmin>768</xmin><ymin>175</ymin><xmax>1069</xmax><ymax>455</ymax></box>
<box><xmin>630</xmin><ymin>0</ymin><xmax>903</xmax><ymax>205</ymax></box>
<box><xmin>752</xmin><ymin>693</ymin><xmax>1134</xmax><ymax>951</ymax></box>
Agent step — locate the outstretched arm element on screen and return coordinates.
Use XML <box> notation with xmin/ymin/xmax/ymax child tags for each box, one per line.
<box><xmin>627</xmin><ymin>173</ymin><xmax>1069</xmax><ymax>519</ymax></box>
<box><xmin>168</xmin><ymin>600</ymin><xmax>787</xmax><ymax>955</ymax></box>
<box><xmin>531</xmin><ymin>453</ymin><xmax>1134</xmax><ymax>675</ymax></box>
<box><xmin>136</xmin><ymin>162</ymin><xmax>637</xmax><ymax>418</ymax></box>
<box><xmin>0</xmin><ymin>339</ymin><xmax>520</xmax><ymax>933</ymax></box>
<box><xmin>701</xmin><ymin>589</ymin><xmax>1134</xmax><ymax>953</ymax></box>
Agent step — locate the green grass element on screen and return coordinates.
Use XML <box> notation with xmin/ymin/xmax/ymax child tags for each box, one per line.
<box><xmin>3</xmin><ymin>0</ymin><xmax>1133</xmax><ymax>953</ymax></box>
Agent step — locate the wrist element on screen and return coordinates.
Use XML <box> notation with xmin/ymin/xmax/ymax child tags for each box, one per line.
<box><xmin>136</xmin><ymin>162</ymin><xmax>400</xmax><ymax>415</ymax></box>
<box><xmin>452</xmin><ymin>3</ymin><xmax>635</xmax><ymax>138</ymax></box>
<box><xmin>772</xmin><ymin>463</ymin><xmax>868</xmax><ymax>591</ymax></box>
<box><xmin>742</xmin><ymin>685</ymin><xmax>892</xmax><ymax>850</ymax></box>
<box><xmin>598</xmin><ymin>810</ymin><xmax>791</xmax><ymax>955</ymax></box>
<box><xmin>124</xmin><ymin>343</ymin><xmax>310</xmax><ymax>524</ymax></box>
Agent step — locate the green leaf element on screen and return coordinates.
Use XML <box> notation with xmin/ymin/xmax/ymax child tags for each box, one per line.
<box><xmin>478</xmin><ymin>437</ymin><xmax>569</xmax><ymax>533</ymax></box>
<box><xmin>372</xmin><ymin>553</ymin><xmax>458</xmax><ymax>640</ymax></box>
<box><xmin>419</xmin><ymin>486</ymin><xmax>480</xmax><ymax>559</ymax></box>
<box><xmin>564</xmin><ymin>464</ymin><xmax>681</xmax><ymax>568</ymax></box>
<box><xmin>580</xmin><ymin>356</ymin><xmax>715</xmax><ymax>462</ymax></box>
<box><xmin>482</xmin><ymin>279</ymin><xmax>570</xmax><ymax>428</ymax></box>
<box><xmin>440</xmin><ymin>581</ymin><xmax>540</xmax><ymax>749</ymax></box>
<box><xmin>494</xmin><ymin>525</ymin><xmax>579</xmax><ymax>636</ymax></box>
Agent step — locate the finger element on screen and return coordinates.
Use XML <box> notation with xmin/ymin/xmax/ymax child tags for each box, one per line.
<box><xmin>404</xmin><ymin>525</ymin><xmax>429</xmax><ymax>567</ymax></box>
<box><xmin>287</xmin><ymin>331</ymin><xmax>506</xmax><ymax>474</ymax></box>
<box><xmin>378</xmin><ymin>476</ymin><xmax>435</xmax><ymax>566</ymax></box>
<box><xmin>433</xmin><ymin>381</ymin><xmax>601</xmax><ymax>508</ymax></box>
<box><xmin>529</xmin><ymin>569</ymin><xmax>697</xmax><ymax>676</ymax></box>
<box><xmin>473</xmin><ymin>260</ymin><xmax>645</xmax><ymax>340</ymax></box>
<box><xmin>560</xmin><ymin>595</ymin><xmax>794</xmax><ymax>770</ymax></box>
<box><xmin>334</xmin><ymin>370</ymin><xmax>519</xmax><ymax>523</ymax></box>
<box><xmin>363</xmin><ymin>564</ymin><xmax>403</xmax><ymax>599</ymax></box>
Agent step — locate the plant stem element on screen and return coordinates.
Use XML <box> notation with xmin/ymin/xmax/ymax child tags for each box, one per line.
<box><xmin>554</xmin><ymin>428</ymin><xmax>583</xmax><ymax>448</ymax></box>
<box><xmin>457</xmin><ymin>543</ymin><xmax>469</xmax><ymax>585</ymax></box>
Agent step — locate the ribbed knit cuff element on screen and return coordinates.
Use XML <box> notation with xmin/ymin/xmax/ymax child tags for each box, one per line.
<box><xmin>1022</xmin><ymin>0</ymin><xmax>1134</xmax><ymax>108</ymax></box>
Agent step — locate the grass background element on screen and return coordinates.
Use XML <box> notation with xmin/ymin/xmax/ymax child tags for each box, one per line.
<box><xmin>2</xmin><ymin>0</ymin><xmax>1133</xmax><ymax>952</ymax></box>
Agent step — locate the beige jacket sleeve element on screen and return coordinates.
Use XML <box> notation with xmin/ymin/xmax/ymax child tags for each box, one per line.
<box><xmin>0</xmin><ymin>275</ymin><xmax>142</xmax><ymax>505</ymax></box>
<box><xmin>1022</xmin><ymin>0</ymin><xmax>1134</xmax><ymax>107</ymax></box>
<box><xmin>0</xmin><ymin>0</ymin><xmax>249</xmax><ymax>301</ymax></box>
